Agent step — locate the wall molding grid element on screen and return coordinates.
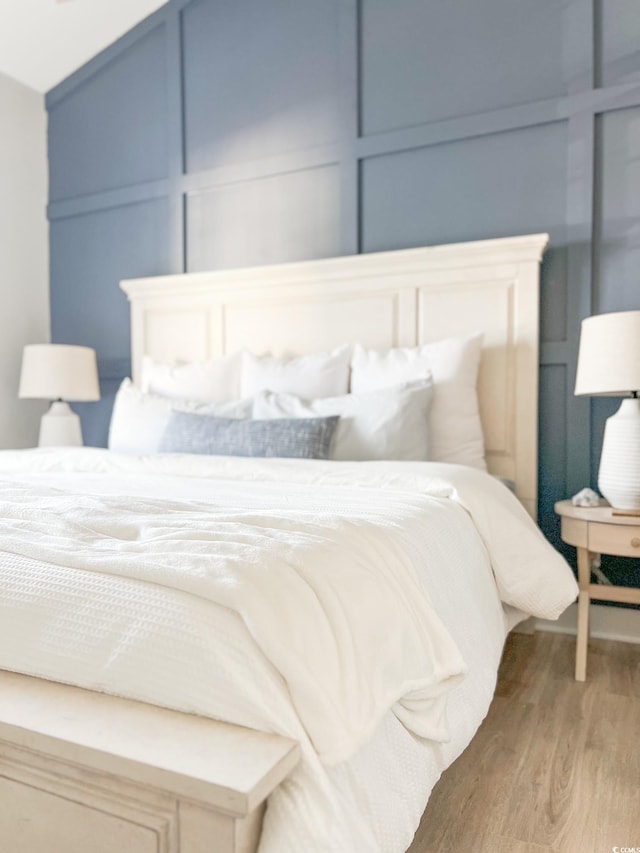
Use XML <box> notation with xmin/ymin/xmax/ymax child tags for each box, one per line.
<box><xmin>45</xmin><ymin>0</ymin><xmax>640</xmax><ymax>579</ymax></box>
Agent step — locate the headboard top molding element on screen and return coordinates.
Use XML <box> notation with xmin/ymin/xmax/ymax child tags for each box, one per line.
<box><xmin>122</xmin><ymin>233</ymin><xmax>548</xmax><ymax>299</ymax></box>
<box><xmin>121</xmin><ymin>232</ymin><xmax>549</xmax><ymax>518</ymax></box>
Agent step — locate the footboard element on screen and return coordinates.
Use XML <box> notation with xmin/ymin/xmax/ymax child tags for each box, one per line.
<box><xmin>0</xmin><ymin>671</ymin><xmax>300</xmax><ymax>853</ymax></box>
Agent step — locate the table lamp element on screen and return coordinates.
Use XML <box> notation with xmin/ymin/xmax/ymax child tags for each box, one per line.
<box><xmin>19</xmin><ymin>344</ymin><xmax>100</xmax><ymax>447</ymax></box>
<box><xmin>575</xmin><ymin>310</ymin><xmax>640</xmax><ymax>511</ymax></box>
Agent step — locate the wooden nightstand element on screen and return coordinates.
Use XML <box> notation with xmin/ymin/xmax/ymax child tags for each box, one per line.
<box><xmin>555</xmin><ymin>500</ymin><xmax>640</xmax><ymax>681</ymax></box>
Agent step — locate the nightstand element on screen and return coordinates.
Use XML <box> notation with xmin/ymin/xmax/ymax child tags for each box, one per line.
<box><xmin>555</xmin><ymin>500</ymin><xmax>640</xmax><ymax>681</ymax></box>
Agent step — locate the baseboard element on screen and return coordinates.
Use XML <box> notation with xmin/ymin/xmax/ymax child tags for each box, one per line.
<box><xmin>536</xmin><ymin>602</ymin><xmax>640</xmax><ymax>645</ymax></box>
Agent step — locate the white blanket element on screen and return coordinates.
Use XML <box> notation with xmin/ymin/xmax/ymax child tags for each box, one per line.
<box><xmin>0</xmin><ymin>449</ymin><xmax>578</xmax><ymax>851</ymax></box>
<box><xmin>0</xmin><ymin>478</ymin><xmax>466</xmax><ymax>764</ymax></box>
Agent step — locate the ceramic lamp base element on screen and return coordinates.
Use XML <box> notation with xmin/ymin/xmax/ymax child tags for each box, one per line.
<box><xmin>598</xmin><ymin>397</ymin><xmax>640</xmax><ymax>510</ymax></box>
<box><xmin>39</xmin><ymin>401</ymin><xmax>83</xmax><ymax>447</ymax></box>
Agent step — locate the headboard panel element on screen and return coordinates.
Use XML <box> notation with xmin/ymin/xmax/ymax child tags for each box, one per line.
<box><xmin>121</xmin><ymin>233</ymin><xmax>548</xmax><ymax>518</ymax></box>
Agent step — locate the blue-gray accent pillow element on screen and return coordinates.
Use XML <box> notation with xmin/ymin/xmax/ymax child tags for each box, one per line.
<box><xmin>159</xmin><ymin>412</ymin><xmax>340</xmax><ymax>459</ymax></box>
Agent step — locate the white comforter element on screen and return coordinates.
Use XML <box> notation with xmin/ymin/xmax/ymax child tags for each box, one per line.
<box><xmin>0</xmin><ymin>450</ymin><xmax>577</xmax><ymax>852</ymax></box>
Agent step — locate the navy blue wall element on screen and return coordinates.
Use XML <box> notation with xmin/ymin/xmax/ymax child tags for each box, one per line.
<box><xmin>47</xmin><ymin>0</ymin><xmax>640</xmax><ymax>587</ymax></box>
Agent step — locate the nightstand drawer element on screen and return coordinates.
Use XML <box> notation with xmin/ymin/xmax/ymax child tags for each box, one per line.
<box><xmin>560</xmin><ymin>516</ymin><xmax>587</xmax><ymax>548</ymax></box>
<box><xmin>588</xmin><ymin>522</ymin><xmax>640</xmax><ymax>557</ymax></box>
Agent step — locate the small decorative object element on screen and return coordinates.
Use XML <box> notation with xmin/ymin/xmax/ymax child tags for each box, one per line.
<box><xmin>19</xmin><ymin>344</ymin><xmax>100</xmax><ymax>447</ymax></box>
<box><xmin>575</xmin><ymin>310</ymin><xmax>640</xmax><ymax>510</ymax></box>
<box><xmin>571</xmin><ymin>487</ymin><xmax>600</xmax><ymax>508</ymax></box>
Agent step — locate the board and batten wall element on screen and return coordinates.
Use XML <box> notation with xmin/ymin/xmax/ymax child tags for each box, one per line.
<box><xmin>0</xmin><ymin>72</ymin><xmax>49</xmax><ymax>448</ymax></box>
<box><xmin>46</xmin><ymin>0</ymin><xmax>640</xmax><ymax>592</ymax></box>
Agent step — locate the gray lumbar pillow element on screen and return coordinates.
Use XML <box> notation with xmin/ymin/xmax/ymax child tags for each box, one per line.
<box><xmin>159</xmin><ymin>412</ymin><xmax>340</xmax><ymax>459</ymax></box>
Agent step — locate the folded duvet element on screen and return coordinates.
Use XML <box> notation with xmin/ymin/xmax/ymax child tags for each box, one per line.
<box><xmin>0</xmin><ymin>449</ymin><xmax>578</xmax><ymax>851</ymax></box>
<box><xmin>0</xmin><ymin>476</ymin><xmax>467</xmax><ymax>763</ymax></box>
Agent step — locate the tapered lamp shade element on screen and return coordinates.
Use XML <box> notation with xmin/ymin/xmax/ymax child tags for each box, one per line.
<box><xmin>19</xmin><ymin>344</ymin><xmax>100</xmax><ymax>448</ymax></box>
<box><xmin>19</xmin><ymin>344</ymin><xmax>100</xmax><ymax>402</ymax></box>
<box><xmin>574</xmin><ymin>311</ymin><xmax>640</xmax><ymax>510</ymax></box>
<box><xmin>575</xmin><ymin>311</ymin><xmax>640</xmax><ymax>396</ymax></box>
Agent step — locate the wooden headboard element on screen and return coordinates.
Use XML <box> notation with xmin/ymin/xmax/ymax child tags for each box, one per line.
<box><xmin>121</xmin><ymin>233</ymin><xmax>548</xmax><ymax>518</ymax></box>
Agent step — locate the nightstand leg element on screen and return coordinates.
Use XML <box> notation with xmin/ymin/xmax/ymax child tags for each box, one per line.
<box><xmin>575</xmin><ymin>547</ymin><xmax>591</xmax><ymax>682</ymax></box>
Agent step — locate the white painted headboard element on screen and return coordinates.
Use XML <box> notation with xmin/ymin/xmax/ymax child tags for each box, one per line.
<box><xmin>121</xmin><ymin>233</ymin><xmax>548</xmax><ymax>518</ymax></box>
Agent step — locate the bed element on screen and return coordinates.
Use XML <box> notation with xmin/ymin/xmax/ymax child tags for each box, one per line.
<box><xmin>0</xmin><ymin>233</ymin><xmax>578</xmax><ymax>853</ymax></box>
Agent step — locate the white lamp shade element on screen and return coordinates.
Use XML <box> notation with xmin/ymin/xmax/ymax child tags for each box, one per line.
<box><xmin>19</xmin><ymin>344</ymin><xmax>100</xmax><ymax>402</ymax></box>
<box><xmin>575</xmin><ymin>310</ymin><xmax>640</xmax><ymax>396</ymax></box>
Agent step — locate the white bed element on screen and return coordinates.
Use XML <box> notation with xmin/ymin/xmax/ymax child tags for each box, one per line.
<box><xmin>0</xmin><ymin>234</ymin><xmax>578</xmax><ymax>853</ymax></box>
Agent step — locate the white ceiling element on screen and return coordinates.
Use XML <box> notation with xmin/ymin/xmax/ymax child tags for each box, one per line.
<box><xmin>0</xmin><ymin>0</ymin><xmax>169</xmax><ymax>93</ymax></box>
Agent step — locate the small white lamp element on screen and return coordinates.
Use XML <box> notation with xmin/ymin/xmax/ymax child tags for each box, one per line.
<box><xmin>19</xmin><ymin>344</ymin><xmax>100</xmax><ymax>447</ymax></box>
<box><xmin>575</xmin><ymin>310</ymin><xmax>640</xmax><ymax>511</ymax></box>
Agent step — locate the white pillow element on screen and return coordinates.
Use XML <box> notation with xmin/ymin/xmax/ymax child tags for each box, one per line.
<box><xmin>241</xmin><ymin>345</ymin><xmax>352</xmax><ymax>399</ymax></box>
<box><xmin>252</xmin><ymin>379</ymin><xmax>433</xmax><ymax>461</ymax></box>
<box><xmin>350</xmin><ymin>334</ymin><xmax>485</xmax><ymax>470</ymax></box>
<box><xmin>141</xmin><ymin>353</ymin><xmax>242</xmax><ymax>403</ymax></box>
<box><xmin>109</xmin><ymin>379</ymin><xmax>252</xmax><ymax>454</ymax></box>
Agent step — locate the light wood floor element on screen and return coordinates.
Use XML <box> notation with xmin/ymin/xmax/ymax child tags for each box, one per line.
<box><xmin>408</xmin><ymin>632</ymin><xmax>640</xmax><ymax>853</ymax></box>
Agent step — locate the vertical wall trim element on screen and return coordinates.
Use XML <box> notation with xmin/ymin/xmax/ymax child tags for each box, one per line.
<box><xmin>565</xmin><ymin>112</ymin><xmax>595</xmax><ymax>495</ymax></box>
<box><xmin>338</xmin><ymin>0</ymin><xmax>360</xmax><ymax>255</ymax></box>
<box><xmin>593</xmin><ymin>0</ymin><xmax>603</xmax><ymax>89</ymax></box>
<box><xmin>166</xmin><ymin>6</ymin><xmax>186</xmax><ymax>273</ymax></box>
<box><xmin>564</xmin><ymin>0</ymin><xmax>595</xmax><ymax>95</ymax></box>
<box><xmin>591</xmin><ymin>113</ymin><xmax>603</xmax><ymax>315</ymax></box>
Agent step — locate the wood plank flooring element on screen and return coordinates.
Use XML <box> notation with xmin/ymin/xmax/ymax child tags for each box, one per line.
<box><xmin>408</xmin><ymin>632</ymin><xmax>640</xmax><ymax>853</ymax></box>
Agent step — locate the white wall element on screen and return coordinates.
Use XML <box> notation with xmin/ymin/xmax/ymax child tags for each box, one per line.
<box><xmin>0</xmin><ymin>72</ymin><xmax>49</xmax><ymax>448</ymax></box>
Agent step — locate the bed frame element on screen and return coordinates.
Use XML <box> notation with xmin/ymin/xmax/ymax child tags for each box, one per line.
<box><xmin>0</xmin><ymin>233</ymin><xmax>548</xmax><ymax>853</ymax></box>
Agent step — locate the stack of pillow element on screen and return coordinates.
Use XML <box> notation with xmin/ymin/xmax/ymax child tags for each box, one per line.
<box><xmin>108</xmin><ymin>334</ymin><xmax>486</xmax><ymax>468</ymax></box>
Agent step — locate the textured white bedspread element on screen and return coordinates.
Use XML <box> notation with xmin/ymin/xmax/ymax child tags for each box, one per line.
<box><xmin>0</xmin><ymin>450</ymin><xmax>577</xmax><ymax>852</ymax></box>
